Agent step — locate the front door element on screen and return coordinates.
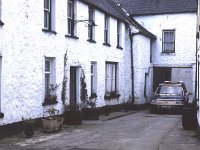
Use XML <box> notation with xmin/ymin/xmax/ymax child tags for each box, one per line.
<box><xmin>70</xmin><ymin>66</ymin><xmax>77</xmax><ymax>106</ymax></box>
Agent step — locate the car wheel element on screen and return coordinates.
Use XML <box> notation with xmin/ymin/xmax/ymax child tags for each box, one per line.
<box><xmin>182</xmin><ymin>105</ymin><xmax>197</xmax><ymax>130</ymax></box>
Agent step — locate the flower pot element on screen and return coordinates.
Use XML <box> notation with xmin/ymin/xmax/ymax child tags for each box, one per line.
<box><xmin>82</xmin><ymin>108</ymin><xmax>99</xmax><ymax>120</ymax></box>
<box><xmin>41</xmin><ymin>116</ymin><xmax>64</xmax><ymax>133</ymax></box>
<box><xmin>64</xmin><ymin>110</ymin><xmax>83</xmax><ymax>125</ymax></box>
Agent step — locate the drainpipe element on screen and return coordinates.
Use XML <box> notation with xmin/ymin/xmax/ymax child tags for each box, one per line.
<box><xmin>128</xmin><ymin>27</ymin><xmax>135</xmax><ymax>104</ymax></box>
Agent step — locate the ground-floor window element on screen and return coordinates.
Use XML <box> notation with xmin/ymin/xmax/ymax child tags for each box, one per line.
<box><xmin>43</xmin><ymin>57</ymin><xmax>57</xmax><ymax>106</ymax></box>
<box><xmin>0</xmin><ymin>56</ymin><xmax>3</xmax><ymax>118</ymax></box>
<box><xmin>90</xmin><ymin>62</ymin><xmax>97</xmax><ymax>98</ymax></box>
<box><xmin>105</xmin><ymin>62</ymin><xmax>120</xmax><ymax>99</ymax></box>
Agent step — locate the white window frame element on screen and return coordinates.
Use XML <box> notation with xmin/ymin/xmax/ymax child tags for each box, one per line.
<box><xmin>0</xmin><ymin>57</ymin><xmax>2</xmax><ymax>112</ymax></box>
<box><xmin>104</xmin><ymin>15</ymin><xmax>110</xmax><ymax>44</ymax></box>
<box><xmin>88</xmin><ymin>7</ymin><xmax>95</xmax><ymax>41</ymax></box>
<box><xmin>117</xmin><ymin>20</ymin><xmax>122</xmax><ymax>48</ymax></box>
<box><xmin>162</xmin><ymin>30</ymin><xmax>175</xmax><ymax>53</ymax></box>
<box><xmin>91</xmin><ymin>62</ymin><xmax>97</xmax><ymax>95</ymax></box>
<box><xmin>105</xmin><ymin>62</ymin><xmax>118</xmax><ymax>95</ymax></box>
<box><xmin>44</xmin><ymin>57</ymin><xmax>56</xmax><ymax>99</ymax></box>
<box><xmin>67</xmin><ymin>0</ymin><xmax>75</xmax><ymax>36</ymax></box>
<box><xmin>44</xmin><ymin>0</ymin><xmax>51</xmax><ymax>30</ymax></box>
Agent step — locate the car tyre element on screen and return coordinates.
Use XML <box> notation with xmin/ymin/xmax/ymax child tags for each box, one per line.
<box><xmin>182</xmin><ymin>105</ymin><xmax>197</xmax><ymax>130</ymax></box>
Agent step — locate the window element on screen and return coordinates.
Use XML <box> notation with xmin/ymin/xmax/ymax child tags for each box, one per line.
<box><xmin>144</xmin><ymin>73</ymin><xmax>148</xmax><ymax>97</ymax></box>
<box><xmin>0</xmin><ymin>0</ymin><xmax>4</xmax><ymax>26</ymax></box>
<box><xmin>43</xmin><ymin>0</ymin><xmax>56</xmax><ymax>33</ymax></box>
<box><xmin>162</xmin><ymin>30</ymin><xmax>175</xmax><ymax>53</ymax></box>
<box><xmin>67</xmin><ymin>0</ymin><xmax>74</xmax><ymax>36</ymax></box>
<box><xmin>104</xmin><ymin>15</ymin><xmax>110</xmax><ymax>45</ymax></box>
<box><xmin>150</xmin><ymin>40</ymin><xmax>153</xmax><ymax>63</ymax></box>
<box><xmin>91</xmin><ymin>62</ymin><xmax>97</xmax><ymax>97</ymax></box>
<box><xmin>0</xmin><ymin>56</ymin><xmax>3</xmax><ymax>118</ymax></box>
<box><xmin>117</xmin><ymin>20</ymin><xmax>122</xmax><ymax>49</ymax></box>
<box><xmin>88</xmin><ymin>7</ymin><xmax>95</xmax><ymax>42</ymax></box>
<box><xmin>43</xmin><ymin>57</ymin><xmax>57</xmax><ymax>106</ymax></box>
<box><xmin>105</xmin><ymin>62</ymin><xmax>120</xmax><ymax>99</ymax></box>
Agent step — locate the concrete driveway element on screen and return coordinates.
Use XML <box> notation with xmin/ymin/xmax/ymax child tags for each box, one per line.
<box><xmin>0</xmin><ymin>109</ymin><xmax>199</xmax><ymax>150</ymax></box>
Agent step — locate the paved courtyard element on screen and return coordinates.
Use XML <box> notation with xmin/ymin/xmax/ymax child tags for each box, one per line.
<box><xmin>0</xmin><ymin>110</ymin><xmax>199</xmax><ymax>150</ymax></box>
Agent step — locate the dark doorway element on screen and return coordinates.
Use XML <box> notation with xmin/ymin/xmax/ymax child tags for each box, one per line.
<box><xmin>153</xmin><ymin>67</ymin><xmax>171</xmax><ymax>92</ymax></box>
<box><xmin>70</xmin><ymin>66</ymin><xmax>77</xmax><ymax>106</ymax></box>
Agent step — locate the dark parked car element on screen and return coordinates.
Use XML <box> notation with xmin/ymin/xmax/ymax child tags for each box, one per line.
<box><xmin>150</xmin><ymin>81</ymin><xmax>189</xmax><ymax>113</ymax></box>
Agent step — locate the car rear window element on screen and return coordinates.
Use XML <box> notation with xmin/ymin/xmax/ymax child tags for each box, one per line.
<box><xmin>157</xmin><ymin>85</ymin><xmax>183</xmax><ymax>95</ymax></box>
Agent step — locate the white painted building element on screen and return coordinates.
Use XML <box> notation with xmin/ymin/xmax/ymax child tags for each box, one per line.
<box><xmin>117</xmin><ymin>0</ymin><xmax>197</xmax><ymax>101</ymax></box>
<box><xmin>0</xmin><ymin>0</ymin><xmax>155</xmax><ymax>125</ymax></box>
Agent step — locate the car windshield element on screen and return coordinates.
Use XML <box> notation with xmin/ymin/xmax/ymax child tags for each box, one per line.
<box><xmin>157</xmin><ymin>85</ymin><xmax>183</xmax><ymax>95</ymax></box>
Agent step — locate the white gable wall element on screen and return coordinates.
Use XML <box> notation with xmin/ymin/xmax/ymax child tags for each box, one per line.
<box><xmin>133</xmin><ymin>34</ymin><xmax>153</xmax><ymax>104</ymax></box>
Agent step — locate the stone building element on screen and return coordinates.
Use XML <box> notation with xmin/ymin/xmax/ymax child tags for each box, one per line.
<box><xmin>0</xmin><ymin>0</ymin><xmax>155</xmax><ymax>125</ymax></box>
<box><xmin>117</xmin><ymin>0</ymin><xmax>197</xmax><ymax>102</ymax></box>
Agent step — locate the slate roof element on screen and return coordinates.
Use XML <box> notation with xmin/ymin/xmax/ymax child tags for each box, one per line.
<box><xmin>80</xmin><ymin>0</ymin><xmax>156</xmax><ymax>39</ymax></box>
<box><xmin>115</xmin><ymin>0</ymin><xmax>197</xmax><ymax>16</ymax></box>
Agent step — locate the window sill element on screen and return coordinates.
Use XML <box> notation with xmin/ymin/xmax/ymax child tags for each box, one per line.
<box><xmin>104</xmin><ymin>92</ymin><xmax>121</xmax><ymax>100</ymax></box>
<box><xmin>116</xmin><ymin>46</ymin><xmax>123</xmax><ymax>50</ymax></box>
<box><xmin>42</xmin><ymin>29</ymin><xmax>57</xmax><ymax>35</ymax></box>
<box><xmin>103</xmin><ymin>43</ymin><xmax>111</xmax><ymax>47</ymax></box>
<box><xmin>87</xmin><ymin>39</ymin><xmax>96</xmax><ymax>43</ymax></box>
<box><xmin>0</xmin><ymin>20</ymin><xmax>4</xmax><ymax>26</ymax></box>
<box><xmin>0</xmin><ymin>112</ymin><xmax>4</xmax><ymax>118</ymax></box>
<box><xmin>161</xmin><ymin>51</ymin><xmax>176</xmax><ymax>55</ymax></box>
<box><xmin>65</xmin><ymin>34</ymin><xmax>79</xmax><ymax>40</ymax></box>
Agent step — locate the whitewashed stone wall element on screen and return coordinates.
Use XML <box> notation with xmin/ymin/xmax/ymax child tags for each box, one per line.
<box><xmin>0</xmin><ymin>0</ymin><xmax>135</xmax><ymax>125</ymax></box>
<box><xmin>134</xmin><ymin>13</ymin><xmax>196</xmax><ymax>96</ymax></box>
<box><xmin>133</xmin><ymin>34</ymin><xmax>153</xmax><ymax>104</ymax></box>
<box><xmin>134</xmin><ymin>13</ymin><xmax>196</xmax><ymax>66</ymax></box>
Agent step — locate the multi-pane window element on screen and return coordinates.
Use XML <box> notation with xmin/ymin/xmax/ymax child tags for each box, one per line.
<box><xmin>67</xmin><ymin>0</ymin><xmax>74</xmax><ymax>36</ymax></box>
<box><xmin>88</xmin><ymin>7</ymin><xmax>95</xmax><ymax>41</ymax></box>
<box><xmin>117</xmin><ymin>20</ymin><xmax>122</xmax><ymax>48</ymax></box>
<box><xmin>104</xmin><ymin>15</ymin><xmax>110</xmax><ymax>44</ymax></box>
<box><xmin>91</xmin><ymin>62</ymin><xmax>97</xmax><ymax>95</ymax></box>
<box><xmin>44</xmin><ymin>0</ymin><xmax>51</xmax><ymax>30</ymax></box>
<box><xmin>44</xmin><ymin>58</ymin><xmax>56</xmax><ymax>101</ymax></box>
<box><xmin>0</xmin><ymin>57</ymin><xmax>2</xmax><ymax>112</ymax></box>
<box><xmin>150</xmin><ymin>40</ymin><xmax>153</xmax><ymax>63</ymax></box>
<box><xmin>0</xmin><ymin>0</ymin><xmax>3</xmax><ymax>25</ymax></box>
<box><xmin>162</xmin><ymin>30</ymin><xmax>175</xmax><ymax>53</ymax></box>
<box><xmin>45</xmin><ymin>59</ymin><xmax>51</xmax><ymax>98</ymax></box>
<box><xmin>105</xmin><ymin>62</ymin><xmax>118</xmax><ymax>95</ymax></box>
<box><xmin>144</xmin><ymin>73</ymin><xmax>148</xmax><ymax>97</ymax></box>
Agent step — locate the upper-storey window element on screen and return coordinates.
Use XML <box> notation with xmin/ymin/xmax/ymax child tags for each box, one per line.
<box><xmin>162</xmin><ymin>30</ymin><xmax>175</xmax><ymax>53</ymax></box>
<box><xmin>104</xmin><ymin>15</ymin><xmax>110</xmax><ymax>46</ymax></box>
<box><xmin>117</xmin><ymin>20</ymin><xmax>122</xmax><ymax>49</ymax></box>
<box><xmin>0</xmin><ymin>0</ymin><xmax>4</xmax><ymax>26</ymax></box>
<box><xmin>88</xmin><ymin>7</ymin><xmax>95</xmax><ymax>42</ymax></box>
<box><xmin>43</xmin><ymin>0</ymin><xmax>56</xmax><ymax>34</ymax></box>
<box><xmin>67</xmin><ymin>0</ymin><xmax>75</xmax><ymax>36</ymax></box>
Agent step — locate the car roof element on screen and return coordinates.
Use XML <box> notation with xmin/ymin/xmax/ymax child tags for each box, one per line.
<box><xmin>159</xmin><ymin>81</ymin><xmax>185</xmax><ymax>86</ymax></box>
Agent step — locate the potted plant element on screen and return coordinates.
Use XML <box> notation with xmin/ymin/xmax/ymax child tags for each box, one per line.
<box><xmin>63</xmin><ymin>104</ymin><xmax>83</xmax><ymax>125</ymax></box>
<box><xmin>22</xmin><ymin>117</ymin><xmax>35</xmax><ymax>138</ymax></box>
<box><xmin>41</xmin><ymin>107</ymin><xmax>64</xmax><ymax>133</ymax></box>
<box><xmin>82</xmin><ymin>93</ymin><xmax>99</xmax><ymax>120</ymax></box>
<box><xmin>42</xmin><ymin>84</ymin><xmax>59</xmax><ymax>106</ymax></box>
